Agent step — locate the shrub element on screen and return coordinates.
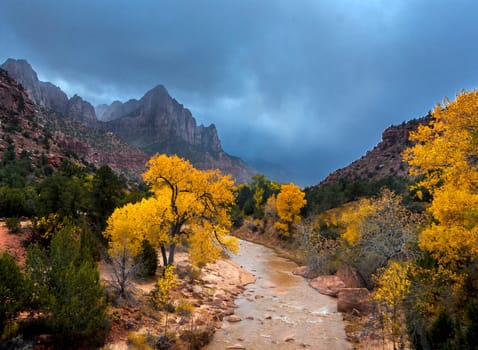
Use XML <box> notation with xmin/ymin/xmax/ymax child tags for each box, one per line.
<box><xmin>5</xmin><ymin>217</ymin><xmax>21</xmax><ymax>233</ymax></box>
<box><xmin>175</xmin><ymin>300</ymin><xmax>194</xmax><ymax>316</ymax></box>
<box><xmin>180</xmin><ymin>326</ymin><xmax>214</xmax><ymax>349</ymax></box>
<box><xmin>135</xmin><ymin>240</ymin><xmax>158</xmax><ymax>278</ymax></box>
<box><xmin>127</xmin><ymin>332</ymin><xmax>154</xmax><ymax>350</ymax></box>
<box><xmin>151</xmin><ymin>266</ymin><xmax>180</xmax><ymax>309</ymax></box>
<box><xmin>0</xmin><ymin>187</ymin><xmax>28</xmax><ymax>218</ymax></box>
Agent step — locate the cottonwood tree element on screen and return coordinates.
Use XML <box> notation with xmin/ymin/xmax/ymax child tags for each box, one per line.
<box><xmin>403</xmin><ymin>90</ymin><xmax>478</xmax><ymax>348</ymax></box>
<box><xmin>105</xmin><ymin>154</ymin><xmax>238</xmax><ymax>274</ymax></box>
<box><xmin>373</xmin><ymin>261</ymin><xmax>412</xmax><ymax>349</ymax></box>
<box><xmin>142</xmin><ymin>154</ymin><xmax>238</xmax><ymax>266</ymax></box>
<box><xmin>403</xmin><ymin>90</ymin><xmax>478</xmax><ymax>269</ymax></box>
<box><xmin>103</xmin><ymin>202</ymin><xmax>145</xmax><ymax>297</ymax></box>
<box><xmin>274</xmin><ymin>183</ymin><xmax>307</xmax><ymax>238</ymax></box>
<box><xmin>104</xmin><ymin>197</ymin><xmax>170</xmax><ymax>296</ymax></box>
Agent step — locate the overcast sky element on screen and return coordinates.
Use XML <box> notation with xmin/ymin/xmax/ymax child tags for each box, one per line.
<box><xmin>1</xmin><ymin>0</ymin><xmax>478</xmax><ymax>186</ymax></box>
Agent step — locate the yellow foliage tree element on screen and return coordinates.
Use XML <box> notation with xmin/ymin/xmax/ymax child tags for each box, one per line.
<box><xmin>373</xmin><ymin>261</ymin><xmax>412</xmax><ymax>349</ymax></box>
<box><xmin>339</xmin><ymin>199</ymin><xmax>376</xmax><ymax>245</ymax></box>
<box><xmin>403</xmin><ymin>90</ymin><xmax>478</xmax><ymax>269</ymax></box>
<box><xmin>142</xmin><ymin>154</ymin><xmax>238</xmax><ymax>266</ymax></box>
<box><xmin>104</xmin><ymin>202</ymin><xmax>145</xmax><ymax>296</ymax></box>
<box><xmin>104</xmin><ymin>155</ymin><xmax>238</xmax><ymax>294</ymax></box>
<box><xmin>274</xmin><ymin>183</ymin><xmax>306</xmax><ymax>238</ymax></box>
<box><xmin>105</xmin><ymin>202</ymin><xmax>144</xmax><ymax>258</ymax></box>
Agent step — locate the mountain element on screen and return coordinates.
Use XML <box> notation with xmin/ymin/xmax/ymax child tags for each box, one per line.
<box><xmin>2</xmin><ymin>58</ymin><xmax>255</xmax><ymax>182</ymax></box>
<box><xmin>96</xmin><ymin>99</ymin><xmax>139</xmax><ymax>122</ymax></box>
<box><xmin>1</xmin><ymin>58</ymin><xmax>97</xmax><ymax>128</ymax></box>
<box><xmin>0</xmin><ymin>67</ymin><xmax>149</xmax><ymax>178</ymax></box>
<box><xmin>96</xmin><ymin>85</ymin><xmax>255</xmax><ymax>182</ymax></box>
<box><xmin>319</xmin><ymin>117</ymin><xmax>430</xmax><ymax>186</ymax></box>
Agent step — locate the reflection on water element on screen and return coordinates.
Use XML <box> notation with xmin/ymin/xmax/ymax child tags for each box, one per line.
<box><xmin>205</xmin><ymin>240</ymin><xmax>351</xmax><ymax>349</ymax></box>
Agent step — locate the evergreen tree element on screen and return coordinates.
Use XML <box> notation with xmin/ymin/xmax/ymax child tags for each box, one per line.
<box><xmin>0</xmin><ymin>252</ymin><xmax>25</xmax><ymax>336</ymax></box>
<box><xmin>26</xmin><ymin>225</ymin><xmax>107</xmax><ymax>344</ymax></box>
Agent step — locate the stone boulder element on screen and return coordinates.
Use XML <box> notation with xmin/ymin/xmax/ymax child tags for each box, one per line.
<box><xmin>337</xmin><ymin>288</ymin><xmax>371</xmax><ymax>314</ymax></box>
<box><xmin>292</xmin><ymin>265</ymin><xmax>310</xmax><ymax>277</ymax></box>
<box><xmin>335</xmin><ymin>264</ymin><xmax>366</xmax><ymax>288</ymax></box>
<box><xmin>309</xmin><ymin>275</ymin><xmax>346</xmax><ymax>297</ymax></box>
<box><xmin>226</xmin><ymin>315</ymin><xmax>242</xmax><ymax>323</ymax></box>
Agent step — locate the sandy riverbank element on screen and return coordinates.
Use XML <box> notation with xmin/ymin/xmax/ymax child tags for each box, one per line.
<box><xmin>101</xmin><ymin>250</ymin><xmax>255</xmax><ymax>349</ymax></box>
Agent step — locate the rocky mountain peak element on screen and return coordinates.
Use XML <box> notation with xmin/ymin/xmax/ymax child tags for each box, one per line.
<box><xmin>145</xmin><ymin>84</ymin><xmax>169</xmax><ymax>98</ymax></box>
<box><xmin>97</xmin><ymin>84</ymin><xmax>255</xmax><ymax>181</ymax></box>
<box><xmin>1</xmin><ymin>58</ymin><xmax>39</xmax><ymax>89</ymax></box>
<box><xmin>67</xmin><ymin>94</ymin><xmax>97</xmax><ymax>126</ymax></box>
<box><xmin>0</xmin><ymin>58</ymin><xmax>98</xmax><ymax>126</ymax></box>
<box><xmin>101</xmin><ymin>83</ymin><xmax>224</xmax><ymax>154</ymax></box>
<box><xmin>1</xmin><ymin>58</ymin><xmax>69</xmax><ymax>114</ymax></box>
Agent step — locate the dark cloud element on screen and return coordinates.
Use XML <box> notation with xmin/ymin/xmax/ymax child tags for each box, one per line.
<box><xmin>1</xmin><ymin>0</ymin><xmax>478</xmax><ymax>186</ymax></box>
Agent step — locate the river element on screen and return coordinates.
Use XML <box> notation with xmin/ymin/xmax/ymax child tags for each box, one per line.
<box><xmin>205</xmin><ymin>240</ymin><xmax>351</xmax><ymax>349</ymax></box>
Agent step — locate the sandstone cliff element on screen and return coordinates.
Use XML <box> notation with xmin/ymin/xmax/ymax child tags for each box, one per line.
<box><xmin>66</xmin><ymin>94</ymin><xmax>97</xmax><ymax>126</ymax></box>
<box><xmin>99</xmin><ymin>85</ymin><xmax>222</xmax><ymax>152</ymax></box>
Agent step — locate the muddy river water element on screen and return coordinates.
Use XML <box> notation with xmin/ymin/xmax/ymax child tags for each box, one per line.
<box><xmin>205</xmin><ymin>240</ymin><xmax>350</xmax><ymax>349</ymax></box>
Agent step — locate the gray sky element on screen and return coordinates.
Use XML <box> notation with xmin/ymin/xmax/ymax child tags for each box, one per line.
<box><xmin>2</xmin><ymin>0</ymin><xmax>478</xmax><ymax>186</ymax></box>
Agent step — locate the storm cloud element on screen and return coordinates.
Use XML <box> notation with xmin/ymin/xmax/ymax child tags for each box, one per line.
<box><xmin>2</xmin><ymin>0</ymin><xmax>478</xmax><ymax>185</ymax></box>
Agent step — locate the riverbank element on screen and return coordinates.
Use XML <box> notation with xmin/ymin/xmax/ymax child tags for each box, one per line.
<box><xmin>101</xmin><ymin>250</ymin><xmax>255</xmax><ymax>349</ymax></box>
<box><xmin>231</xmin><ymin>219</ymin><xmax>306</xmax><ymax>266</ymax></box>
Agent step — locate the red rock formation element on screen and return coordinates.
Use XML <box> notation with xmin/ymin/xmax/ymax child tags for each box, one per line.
<box><xmin>335</xmin><ymin>264</ymin><xmax>367</xmax><ymax>288</ymax></box>
<box><xmin>320</xmin><ymin>117</ymin><xmax>430</xmax><ymax>185</ymax></box>
<box><xmin>309</xmin><ymin>275</ymin><xmax>346</xmax><ymax>297</ymax></box>
<box><xmin>98</xmin><ymin>84</ymin><xmax>256</xmax><ymax>182</ymax></box>
<box><xmin>337</xmin><ymin>288</ymin><xmax>371</xmax><ymax>314</ymax></box>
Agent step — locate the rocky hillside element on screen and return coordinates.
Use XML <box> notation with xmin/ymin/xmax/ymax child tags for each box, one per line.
<box><xmin>319</xmin><ymin>117</ymin><xmax>430</xmax><ymax>186</ymax></box>
<box><xmin>2</xmin><ymin>58</ymin><xmax>256</xmax><ymax>182</ymax></box>
<box><xmin>0</xmin><ymin>68</ymin><xmax>148</xmax><ymax>179</ymax></box>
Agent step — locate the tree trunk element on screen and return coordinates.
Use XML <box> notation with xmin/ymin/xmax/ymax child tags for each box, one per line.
<box><xmin>167</xmin><ymin>243</ymin><xmax>176</xmax><ymax>265</ymax></box>
<box><xmin>160</xmin><ymin>245</ymin><xmax>168</xmax><ymax>267</ymax></box>
<box><xmin>119</xmin><ymin>247</ymin><xmax>127</xmax><ymax>297</ymax></box>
